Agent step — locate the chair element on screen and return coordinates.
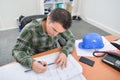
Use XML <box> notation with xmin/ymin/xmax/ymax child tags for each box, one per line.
<box><xmin>17</xmin><ymin>15</ymin><xmax>47</xmax><ymax>32</ymax></box>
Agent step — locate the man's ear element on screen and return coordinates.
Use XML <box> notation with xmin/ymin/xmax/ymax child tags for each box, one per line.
<box><xmin>46</xmin><ymin>16</ymin><xmax>51</xmax><ymax>28</ymax></box>
<box><xmin>46</xmin><ymin>16</ymin><xmax>50</xmax><ymax>23</ymax></box>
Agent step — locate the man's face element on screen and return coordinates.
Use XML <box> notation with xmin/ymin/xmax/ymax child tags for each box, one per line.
<box><xmin>46</xmin><ymin>16</ymin><xmax>65</xmax><ymax>37</ymax></box>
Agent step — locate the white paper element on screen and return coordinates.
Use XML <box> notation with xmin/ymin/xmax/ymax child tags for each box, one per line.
<box><xmin>0</xmin><ymin>52</ymin><xmax>86</xmax><ymax>80</ymax></box>
<box><xmin>75</xmin><ymin>36</ymin><xmax>118</xmax><ymax>56</ymax></box>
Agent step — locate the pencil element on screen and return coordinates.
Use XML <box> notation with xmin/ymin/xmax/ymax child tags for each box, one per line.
<box><xmin>24</xmin><ymin>62</ymin><xmax>54</xmax><ymax>72</ymax></box>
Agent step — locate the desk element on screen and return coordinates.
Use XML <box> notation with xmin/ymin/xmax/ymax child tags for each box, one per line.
<box><xmin>32</xmin><ymin>35</ymin><xmax>120</xmax><ymax>80</ymax></box>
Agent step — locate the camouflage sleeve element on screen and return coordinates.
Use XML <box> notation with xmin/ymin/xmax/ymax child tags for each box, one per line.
<box><xmin>60</xmin><ymin>29</ymin><xmax>75</xmax><ymax>56</ymax></box>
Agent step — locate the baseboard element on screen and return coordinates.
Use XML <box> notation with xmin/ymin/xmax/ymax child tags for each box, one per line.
<box><xmin>0</xmin><ymin>27</ymin><xmax>18</xmax><ymax>31</ymax></box>
<box><xmin>81</xmin><ymin>16</ymin><xmax>120</xmax><ymax>37</ymax></box>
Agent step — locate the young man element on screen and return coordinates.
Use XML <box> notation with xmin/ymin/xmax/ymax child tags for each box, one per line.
<box><xmin>12</xmin><ymin>8</ymin><xmax>75</xmax><ymax>73</ymax></box>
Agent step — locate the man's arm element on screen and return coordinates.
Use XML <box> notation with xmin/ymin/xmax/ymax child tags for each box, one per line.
<box><xmin>60</xmin><ymin>29</ymin><xmax>75</xmax><ymax>56</ymax></box>
<box><xmin>55</xmin><ymin>30</ymin><xmax>75</xmax><ymax>68</ymax></box>
<box><xmin>12</xmin><ymin>26</ymin><xmax>35</xmax><ymax>68</ymax></box>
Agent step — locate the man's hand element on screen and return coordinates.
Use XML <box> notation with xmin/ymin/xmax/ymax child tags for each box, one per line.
<box><xmin>55</xmin><ymin>52</ymin><xmax>67</xmax><ymax>69</ymax></box>
<box><xmin>32</xmin><ymin>61</ymin><xmax>47</xmax><ymax>73</ymax></box>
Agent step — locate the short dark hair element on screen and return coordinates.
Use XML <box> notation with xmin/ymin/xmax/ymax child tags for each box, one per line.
<box><xmin>49</xmin><ymin>8</ymin><xmax>72</xmax><ymax>29</ymax></box>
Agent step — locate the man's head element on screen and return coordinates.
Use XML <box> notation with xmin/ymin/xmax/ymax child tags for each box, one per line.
<box><xmin>46</xmin><ymin>8</ymin><xmax>72</xmax><ymax>36</ymax></box>
<box><xmin>49</xmin><ymin>8</ymin><xmax>72</xmax><ymax>29</ymax></box>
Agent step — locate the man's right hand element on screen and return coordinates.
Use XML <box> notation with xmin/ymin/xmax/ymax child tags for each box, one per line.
<box><xmin>32</xmin><ymin>61</ymin><xmax>47</xmax><ymax>73</ymax></box>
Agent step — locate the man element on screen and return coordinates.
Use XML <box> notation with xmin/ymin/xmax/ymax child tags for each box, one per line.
<box><xmin>12</xmin><ymin>8</ymin><xmax>75</xmax><ymax>73</ymax></box>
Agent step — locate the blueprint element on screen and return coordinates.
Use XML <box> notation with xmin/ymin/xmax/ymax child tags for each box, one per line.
<box><xmin>0</xmin><ymin>52</ymin><xmax>86</xmax><ymax>80</ymax></box>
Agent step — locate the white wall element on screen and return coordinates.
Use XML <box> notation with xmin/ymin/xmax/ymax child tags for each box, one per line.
<box><xmin>0</xmin><ymin>0</ymin><xmax>44</xmax><ymax>31</ymax></box>
<box><xmin>81</xmin><ymin>0</ymin><xmax>120</xmax><ymax>37</ymax></box>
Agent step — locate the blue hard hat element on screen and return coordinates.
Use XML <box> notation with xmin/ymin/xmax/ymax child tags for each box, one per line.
<box><xmin>78</xmin><ymin>33</ymin><xmax>104</xmax><ymax>49</ymax></box>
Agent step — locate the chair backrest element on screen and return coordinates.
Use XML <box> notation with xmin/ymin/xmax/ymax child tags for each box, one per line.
<box><xmin>17</xmin><ymin>15</ymin><xmax>47</xmax><ymax>31</ymax></box>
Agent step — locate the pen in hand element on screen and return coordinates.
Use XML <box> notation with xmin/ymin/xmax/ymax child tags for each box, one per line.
<box><xmin>24</xmin><ymin>61</ymin><xmax>43</xmax><ymax>72</ymax></box>
<box><xmin>24</xmin><ymin>61</ymin><xmax>54</xmax><ymax>72</ymax></box>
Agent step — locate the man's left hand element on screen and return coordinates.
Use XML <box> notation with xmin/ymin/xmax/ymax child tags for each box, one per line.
<box><xmin>55</xmin><ymin>52</ymin><xmax>67</xmax><ymax>69</ymax></box>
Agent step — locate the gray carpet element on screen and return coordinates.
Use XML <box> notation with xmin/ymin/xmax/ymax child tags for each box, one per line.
<box><xmin>0</xmin><ymin>29</ymin><xmax>19</xmax><ymax>66</ymax></box>
<box><xmin>0</xmin><ymin>20</ymin><xmax>110</xmax><ymax>66</ymax></box>
<box><xmin>70</xmin><ymin>20</ymin><xmax>110</xmax><ymax>39</ymax></box>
